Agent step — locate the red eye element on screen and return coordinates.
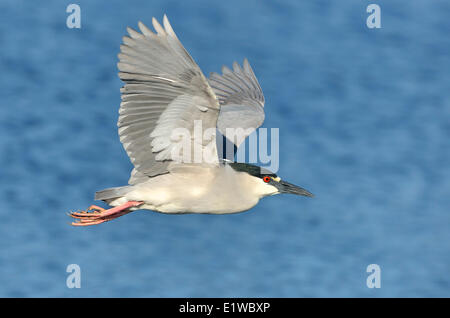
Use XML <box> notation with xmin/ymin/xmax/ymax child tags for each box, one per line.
<box><xmin>263</xmin><ymin>176</ymin><xmax>271</xmax><ymax>183</ymax></box>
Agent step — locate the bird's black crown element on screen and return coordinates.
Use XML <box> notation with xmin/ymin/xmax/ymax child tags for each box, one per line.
<box><xmin>226</xmin><ymin>161</ymin><xmax>277</xmax><ymax>178</ymax></box>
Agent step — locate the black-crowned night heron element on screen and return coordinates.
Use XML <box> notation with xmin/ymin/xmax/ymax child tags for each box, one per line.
<box><xmin>70</xmin><ymin>15</ymin><xmax>313</xmax><ymax>226</ymax></box>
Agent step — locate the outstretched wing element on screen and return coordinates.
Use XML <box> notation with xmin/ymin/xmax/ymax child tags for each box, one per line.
<box><xmin>118</xmin><ymin>15</ymin><xmax>220</xmax><ymax>184</ymax></box>
<box><xmin>209</xmin><ymin>59</ymin><xmax>265</xmax><ymax>147</ymax></box>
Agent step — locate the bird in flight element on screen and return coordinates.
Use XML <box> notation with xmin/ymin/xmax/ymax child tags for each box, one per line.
<box><xmin>70</xmin><ymin>15</ymin><xmax>313</xmax><ymax>226</ymax></box>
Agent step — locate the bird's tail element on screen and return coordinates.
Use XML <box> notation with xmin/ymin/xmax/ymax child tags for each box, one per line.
<box><xmin>94</xmin><ymin>186</ymin><xmax>131</xmax><ymax>201</ymax></box>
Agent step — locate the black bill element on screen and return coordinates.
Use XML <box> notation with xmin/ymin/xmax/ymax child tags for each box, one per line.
<box><xmin>279</xmin><ymin>180</ymin><xmax>314</xmax><ymax>197</ymax></box>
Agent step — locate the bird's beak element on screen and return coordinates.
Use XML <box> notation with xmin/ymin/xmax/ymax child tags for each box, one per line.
<box><xmin>278</xmin><ymin>180</ymin><xmax>314</xmax><ymax>197</ymax></box>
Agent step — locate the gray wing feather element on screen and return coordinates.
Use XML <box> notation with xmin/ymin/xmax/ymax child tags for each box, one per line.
<box><xmin>208</xmin><ymin>59</ymin><xmax>265</xmax><ymax>146</ymax></box>
<box><xmin>118</xmin><ymin>15</ymin><xmax>220</xmax><ymax>183</ymax></box>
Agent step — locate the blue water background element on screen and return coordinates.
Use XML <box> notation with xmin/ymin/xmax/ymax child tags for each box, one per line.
<box><xmin>0</xmin><ymin>0</ymin><xmax>449</xmax><ymax>297</ymax></box>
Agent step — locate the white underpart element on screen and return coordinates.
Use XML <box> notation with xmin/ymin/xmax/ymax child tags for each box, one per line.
<box><xmin>109</xmin><ymin>164</ymin><xmax>278</xmax><ymax>214</ymax></box>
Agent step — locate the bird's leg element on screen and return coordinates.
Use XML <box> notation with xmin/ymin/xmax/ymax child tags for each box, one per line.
<box><xmin>70</xmin><ymin>201</ymin><xmax>143</xmax><ymax>226</ymax></box>
<box><xmin>77</xmin><ymin>209</ymin><xmax>132</xmax><ymax>226</ymax></box>
<box><xmin>70</xmin><ymin>201</ymin><xmax>141</xmax><ymax>218</ymax></box>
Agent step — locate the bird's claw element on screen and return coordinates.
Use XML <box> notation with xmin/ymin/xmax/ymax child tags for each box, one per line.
<box><xmin>86</xmin><ymin>205</ymin><xmax>106</xmax><ymax>212</ymax></box>
<box><xmin>69</xmin><ymin>211</ymin><xmax>109</xmax><ymax>226</ymax></box>
<box><xmin>69</xmin><ymin>205</ymin><xmax>107</xmax><ymax>226</ymax></box>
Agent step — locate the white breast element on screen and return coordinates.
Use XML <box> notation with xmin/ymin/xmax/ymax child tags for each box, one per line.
<box><xmin>121</xmin><ymin>164</ymin><xmax>276</xmax><ymax>214</ymax></box>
